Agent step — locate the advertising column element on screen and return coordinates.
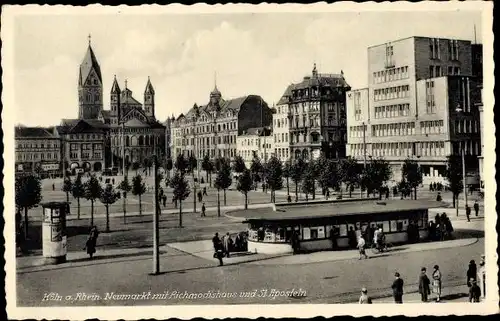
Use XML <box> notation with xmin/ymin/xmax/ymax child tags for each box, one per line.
<box><xmin>42</xmin><ymin>202</ymin><xmax>68</xmax><ymax>264</ymax></box>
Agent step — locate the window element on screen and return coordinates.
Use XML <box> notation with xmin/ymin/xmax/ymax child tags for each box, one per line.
<box><xmin>386</xmin><ymin>45</ymin><xmax>394</xmax><ymax>67</ymax></box>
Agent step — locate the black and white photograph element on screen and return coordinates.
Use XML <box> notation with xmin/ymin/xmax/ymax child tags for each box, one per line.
<box><xmin>2</xmin><ymin>2</ymin><xmax>496</xmax><ymax>319</ymax></box>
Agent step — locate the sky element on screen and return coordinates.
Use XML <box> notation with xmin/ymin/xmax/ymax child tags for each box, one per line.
<box><xmin>12</xmin><ymin>8</ymin><xmax>483</xmax><ymax>127</ymax></box>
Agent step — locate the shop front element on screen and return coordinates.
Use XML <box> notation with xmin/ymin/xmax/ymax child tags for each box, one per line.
<box><xmin>228</xmin><ymin>199</ymin><xmax>444</xmax><ymax>254</ymax></box>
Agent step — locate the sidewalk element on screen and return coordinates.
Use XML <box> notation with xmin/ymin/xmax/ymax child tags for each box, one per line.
<box><xmin>250</xmin><ymin>237</ymin><xmax>478</xmax><ymax>266</ymax></box>
<box><xmin>373</xmin><ymin>284</ymin><xmax>471</xmax><ymax>303</ymax></box>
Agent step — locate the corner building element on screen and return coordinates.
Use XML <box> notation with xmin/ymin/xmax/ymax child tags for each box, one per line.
<box><xmin>279</xmin><ymin>64</ymin><xmax>351</xmax><ymax>161</ymax></box>
<box><xmin>347</xmin><ymin>36</ymin><xmax>482</xmax><ymax>185</ymax></box>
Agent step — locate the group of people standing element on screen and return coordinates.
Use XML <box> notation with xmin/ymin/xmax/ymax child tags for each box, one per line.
<box><xmin>212</xmin><ymin>232</ymin><xmax>248</xmax><ymax>266</ymax></box>
<box><xmin>427</xmin><ymin>213</ymin><xmax>454</xmax><ymax>241</ymax></box>
<box><xmin>360</xmin><ymin>255</ymin><xmax>486</xmax><ymax>304</ymax></box>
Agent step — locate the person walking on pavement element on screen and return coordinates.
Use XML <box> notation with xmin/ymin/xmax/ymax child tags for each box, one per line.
<box><xmin>469</xmin><ymin>279</ymin><xmax>481</xmax><ymax>302</ymax></box>
<box><xmin>357</xmin><ymin>235</ymin><xmax>368</xmax><ymax>260</ymax></box>
<box><xmin>162</xmin><ymin>194</ymin><xmax>167</xmax><ymax>208</ymax></box>
<box><xmin>201</xmin><ymin>202</ymin><xmax>206</xmax><ymax>217</ymax></box>
<box><xmin>432</xmin><ymin>265</ymin><xmax>442</xmax><ymax>302</ymax></box>
<box><xmin>392</xmin><ymin>272</ymin><xmax>404</xmax><ymax>303</ymax></box>
<box><xmin>52</xmin><ymin>183</ymin><xmax>55</xmax><ymax>191</ymax></box>
<box><xmin>212</xmin><ymin>233</ymin><xmax>223</xmax><ymax>266</ymax></box>
<box><xmin>84</xmin><ymin>226</ymin><xmax>99</xmax><ymax>259</ymax></box>
<box><xmin>465</xmin><ymin>205</ymin><xmax>471</xmax><ymax>222</ymax></box>
<box><xmin>418</xmin><ymin>267</ymin><xmax>431</xmax><ymax>302</ymax></box>
<box><xmin>473</xmin><ymin>200</ymin><xmax>479</xmax><ymax>217</ymax></box>
<box><xmin>467</xmin><ymin>260</ymin><xmax>477</xmax><ymax>287</ymax></box>
<box><xmin>198</xmin><ymin>190</ymin><xmax>203</xmax><ymax>203</ymax></box>
<box><xmin>358</xmin><ymin>288</ymin><xmax>372</xmax><ymax>304</ymax></box>
<box><xmin>203</xmin><ymin>186</ymin><xmax>207</xmax><ymax>196</ymax></box>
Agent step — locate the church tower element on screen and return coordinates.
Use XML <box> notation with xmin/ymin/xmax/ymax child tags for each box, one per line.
<box><xmin>209</xmin><ymin>73</ymin><xmax>222</xmax><ymax>108</ymax></box>
<box><xmin>78</xmin><ymin>35</ymin><xmax>103</xmax><ymax>119</ymax></box>
<box><xmin>110</xmin><ymin>75</ymin><xmax>121</xmax><ymax>124</ymax></box>
<box><xmin>144</xmin><ymin>76</ymin><xmax>155</xmax><ymax>117</ymax></box>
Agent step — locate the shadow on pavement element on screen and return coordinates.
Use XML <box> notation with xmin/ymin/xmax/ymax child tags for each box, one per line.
<box><xmin>71</xmin><ymin>250</ymin><xmax>168</xmax><ymax>263</ymax></box>
<box><xmin>439</xmin><ymin>292</ymin><xmax>469</xmax><ymax>301</ymax></box>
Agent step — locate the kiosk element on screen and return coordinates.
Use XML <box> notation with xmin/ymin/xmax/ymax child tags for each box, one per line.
<box><xmin>41</xmin><ymin>202</ymin><xmax>69</xmax><ymax>264</ymax></box>
<box><xmin>227</xmin><ymin>199</ymin><xmax>445</xmax><ymax>254</ymax></box>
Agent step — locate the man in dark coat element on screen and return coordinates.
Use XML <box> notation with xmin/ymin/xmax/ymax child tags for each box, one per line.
<box><xmin>212</xmin><ymin>233</ymin><xmax>223</xmax><ymax>266</ymax></box>
<box><xmin>418</xmin><ymin>267</ymin><xmax>431</xmax><ymax>302</ymax></box>
<box><xmin>466</xmin><ymin>205</ymin><xmax>471</xmax><ymax>222</ymax></box>
<box><xmin>474</xmin><ymin>201</ymin><xmax>480</xmax><ymax>217</ymax></box>
<box><xmin>392</xmin><ymin>272</ymin><xmax>404</xmax><ymax>303</ymax></box>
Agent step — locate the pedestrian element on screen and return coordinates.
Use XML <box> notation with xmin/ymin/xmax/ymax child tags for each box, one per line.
<box><xmin>201</xmin><ymin>202</ymin><xmax>206</xmax><ymax>217</ymax></box>
<box><xmin>391</xmin><ymin>272</ymin><xmax>404</xmax><ymax>303</ymax></box>
<box><xmin>478</xmin><ymin>255</ymin><xmax>486</xmax><ymax>298</ymax></box>
<box><xmin>212</xmin><ymin>233</ymin><xmax>223</xmax><ymax>266</ymax></box>
<box><xmin>466</xmin><ymin>205</ymin><xmax>471</xmax><ymax>222</ymax></box>
<box><xmin>432</xmin><ymin>265</ymin><xmax>442</xmax><ymax>302</ymax></box>
<box><xmin>198</xmin><ymin>190</ymin><xmax>203</xmax><ymax>203</ymax></box>
<box><xmin>112</xmin><ymin>178</ymin><xmax>115</xmax><ymax>185</ymax></box>
<box><xmin>326</xmin><ymin>189</ymin><xmax>330</xmax><ymax>200</ymax></box>
<box><xmin>329</xmin><ymin>227</ymin><xmax>337</xmax><ymax>250</ymax></box>
<box><xmin>287</xmin><ymin>195</ymin><xmax>292</xmax><ymax>203</ymax></box>
<box><xmin>223</xmin><ymin>232</ymin><xmax>232</xmax><ymax>258</ymax></box>
<box><xmin>473</xmin><ymin>200</ymin><xmax>479</xmax><ymax>217</ymax></box>
<box><xmin>162</xmin><ymin>195</ymin><xmax>167</xmax><ymax>207</ymax></box>
<box><xmin>418</xmin><ymin>267</ymin><xmax>431</xmax><ymax>302</ymax></box>
<box><xmin>291</xmin><ymin>230</ymin><xmax>300</xmax><ymax>255</ymax></box>
<box><xmin>348</xmin><ymin>226</ymin><xmax>357</xmax><ymax>249</ymax></box>
<box><xmin>469</xmin><ymin>279</ymin><xmax>481</xmax><ymax>302</ymax></box>
<box><xmin>84</xmin><ymin>226</ymin><xmax>99</xmax><ymax>259</ymax></box>
<box><xmin>203</xmin><ymin>187</ymin><xmax>207</xmax><ymax>196</ymax></box>
<box><xmin>436</xmin><ymin>192</ymin><xmax>442</xmax><ymax>202</ymax></box>
<box><xmin>358</xmin><ymin>288</ymin><xmax>372</xmax><ymax>304</ymax></box>
<box><xmin>467</xmin><ymin>260</ymin><xmax>477</xmax><ymax>287</ymax></box>
<box><xmin>52</xmin><ymin>183</ymin><xmax>55</xmax><ymax>191</ymax></box>
<box><xmin>357</xmin><ymin>235</ymin><xmax>368</xmax><ymax>260</ymax></box>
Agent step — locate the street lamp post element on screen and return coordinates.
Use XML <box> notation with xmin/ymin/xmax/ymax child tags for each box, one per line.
<box><xmin>151</xmin><ymin>153</ymin><xmax>160</xmax><ymax>275</ymax></box>
<box><xmin>361</xmin><ymin>121</ymin><xmax>367</xmax><ymax>198</ymax></box>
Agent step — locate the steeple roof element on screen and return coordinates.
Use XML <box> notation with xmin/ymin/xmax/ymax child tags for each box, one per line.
<box><xmin>79</xmin><ymin>43</ymin><xmax>102</xmax><ymax>85</ymax></box>
<box><xmin>111</xmin><ymin>75</ymin><xmax>121</xmax><ymax>93</ymax></box>
<box><xmin>144</xmin><ymin>76</ymin><xmax>155</xmax><ymax>95</ymax></box>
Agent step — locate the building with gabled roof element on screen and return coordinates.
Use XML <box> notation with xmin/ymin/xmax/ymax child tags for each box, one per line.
<box><xmin>171</xmin><ymin>81</ymin><xmax>273</xmax><ymax>163</ymax></box>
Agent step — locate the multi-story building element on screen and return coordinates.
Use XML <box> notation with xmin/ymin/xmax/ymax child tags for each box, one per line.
<box><xmin>278</xmin><ymin>64</ymin><xmax>350</xmax><ymax>161</ymax></box>
<box><xmin>55</xmin><ymin>119</ymin><xmax>108</xmax><ymax>173</ymax></box>
<box><xmin>272</xmin><ymin>100</ymin><xmax>290</xmax><ymax>163</ymax></box>
<box><xmin>15</xmin><ymin>127</ymin><xmax>61</xmax><ymax>176</ymax></box>
<box><xmin>58</xmin><ymin>37</ymin><xmax>165</xmax><ymax>173</ymax></box>
<box><xmin>171</xmin><ymin>84</ymin><xmax>273</xmax><ymax>162</ymax></box>
<box><xmin>236</xmin><ymin>127</ymin><xmax>273</xmax><ymax>168</ymax></box>
<box><xmin>347</xmin><ymin>36</ymin><xmax>482</xmax><ymax>185</ymax></box>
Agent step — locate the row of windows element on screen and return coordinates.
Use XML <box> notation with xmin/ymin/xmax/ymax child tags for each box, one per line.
<box><xmin>429</xmin><ymin>38</ymin><xmax>460</xmax><ymax>61</ymax></box>
<box><xmin>374</xmin><ymin>104</ymin><xmax>410</xmax><ymax>119</ymax></box>
<box><xmin>349</xmin><ymin>125</ymin><xmax>367</xmax><ymax>138</ymax></box>
<box><xmin>289</xmin><ymin>102</ymin><xmax>338</xmax><ymax>114</ymax></box>
<box><xmin>275</xmin><ymin>148</ymin><xmax>290</xmax><ymax>160</ymax></box>
<box><xmin>290</xmin><ymin>132</ymin><xmax>321</xmax><ymax>144</ymax></box>
<box><xmin>276</xmin><ymin>105</ymin><xmax>289</xmax><ymax>114</ymax></box>
<box><xmin>16</xmin><ymin>142</ymin><xmax>59</xmax><ymax>149</ymax></box>
<box><xmin>429</xmin><ymin>65</ymin><xmax>462</xmax><ymax>78</ymax></box>
<box><xmin>372</xmin><ymin>122</ymin><xmax>416</xmax><ymax>137</ymax></box>
<box><xmin>420</xmin><ymin>120</ymin><xmax>445</xmax><ymax>135</ymax></box>
<box><xmin>248</xmin><ymin>215</ymin><xmax>426</xmax><ymax>243</ymax></box>
<box><xmin>175</xmin><ymin>121</ymin><xmax>237</xmax><ymax>137</ymax></box>
<box><xmin>274</xmin><ymin>133</ymin><xmax>289</xmax><ymax>143</ymax></box>
<box><xmin>350</xmin><ymin>141</ymin><xmax>447</xmax><ymax>158</ymax></box>
<box><xmin>69</xmin><ymin>134</ymin><xmax>103</xmax><ymax>140</ymax></box>
<box><xmin>374</xmin><ymin>85</ymin><xmax>410</xmax><ymax>101</ymax></box>
<box><xmin>373</xmin><ymin>66</ymin><xmax>409</xmax><ymax>84</ymax></box>
<box><xmin>274</xmin><ymin>118</ymin><xmax>289</xmax><ymax>128</ymax></box>
<box><xmin>16</xmin><ymin>152</ymin><xmax>59</xmax><ymax>161</ymax></box>
<box><xmin>385</xmin><ymin>45</ymin><xmax>395</xmax><ymax>68</ymax></box>
<box><xmin>455</xmin><ymin>119</ymin><xmax>479</xmax><ymax>134</ymax></box>
<box><xmin>70</xmin><ymin>152</ymin><xmax>102</xmax><ymax>160</ymax></box>
<box><xmin>71</xmin><ymin>143</ymin><xmax>103</xmax><ymax>151</ymax></box>
<box><xmin>425</xmin><ymin>80</ymin><xmax>436</xmax><ymax>114</ymax></box>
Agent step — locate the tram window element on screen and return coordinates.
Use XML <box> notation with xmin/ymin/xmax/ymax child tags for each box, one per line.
<box><xmin>325</xmin><ymin>225</ymin><xmax>333</xmax><ymax>237</ymax></box>
<box><xmin>417</xmin><ymin>219</ymin><xmax>424</xmax><ymax>228</ymax></box>
<box><xmin>390</xmin><ymin>220</ymin><xmax>398</xmax><ymax>232</ymax></box>
<box><xmin>302</xmin><ymin>227</ymin><xmax>311</xmax><ymax>240</ymax></box>
<box><xmin>310</xmin><ymin>229</ymin><xmax>318</xmax><ymax>240</ymax></box>
<box><xmin>347</xmin><ymin>223</ymin><xmax>355</xmax><ymax>232</ymax></box>
<box><xmin>396</xmin><ymin>222</ymin><xmax>404</xmax><ymax>231</ymax></box>
<box><xmin>370</xmin><ymin>222</ymin><xmax>377</xmax><ymax>228</ymax></box>
<box><xmin>383</xmin><ymin>221</ymin><xmax>390</xmax><ymax>232</ymax></box>
<box><xmin>339</xmin><ymin>225</ymin><xmax>347</xmax><ymax>236</ymax></box>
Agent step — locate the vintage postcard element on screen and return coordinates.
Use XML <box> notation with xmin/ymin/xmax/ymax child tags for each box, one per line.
<box><xmin>2</xmin><ymin>2</ymin><xmax>497</xmax><ymax>319</ymax></box>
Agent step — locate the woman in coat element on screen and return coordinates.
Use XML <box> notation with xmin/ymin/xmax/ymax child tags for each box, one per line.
<box><xmin>84</xmin><ymin>226</ymin><xmax>99</xmax><ymax>259</ymax></box>
<box><xmin>432</xmin><ymin>265</ymin><xmax>442</xmax><ymax>302</ymax></box>
<box><xmin>467</xmin><ymin>260</ymin><xmax>477</xmax><ymax>287</ymax></box>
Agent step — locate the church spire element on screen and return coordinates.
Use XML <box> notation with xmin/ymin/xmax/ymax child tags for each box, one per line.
<box><xmin>312</xmin><ymin>62</ymin><xmax>318</xmax><ymax>78</ymax></box>
<box><xmin>144</xmin><ymin>76</ymin><xmax>155</xmax><ymax>95</ymax></box>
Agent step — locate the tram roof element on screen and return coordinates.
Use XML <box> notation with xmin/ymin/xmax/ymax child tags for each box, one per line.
<box><xmin>229</xmin><ymin>199</ymin><xmax>446</xmax><ymax>222</ymax></box>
